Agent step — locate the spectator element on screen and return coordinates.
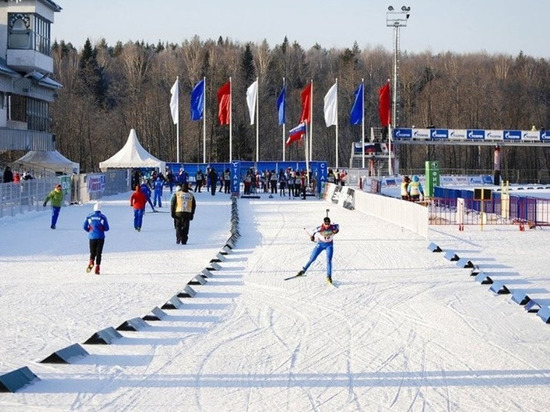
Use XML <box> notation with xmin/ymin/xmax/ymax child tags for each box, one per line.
<box><xmin>339</xmin><ymin>170</ymin><xmax>348</xmax><ymax>186</ymax></box>
<box><xmin>270</xmin><ymin>170</ymin><xmax>278</xmax><ymax>194</ymax></box>
<box><xmin>278</xmin><ymin>169</ymin><xmax>287</xmax><ymax>197</ymax></box>
<box><xmin>223</xmin><ymin>168</ymin><xmax>231</xmax><ymax>194</ymax></box>
<box><xmin>407</xmin><ymin>175</ymin><xmax>424</xmax><ymax>201</ymax></box>
<box><xmin>83</xmin><ymin>201</ymin><xmax>109</xmax><ymax>275</ymax></box>
<box><xmin>3</xmin><ymin>166</ymin><xmax>13</xmax><ymax>183</ymax></box>
<box><xmin>208</xmin><ymin>168</ymin><xmax>218</xmax><ymax>196</ymax></box>
<box><xmin>178</xmin><ymin>168</ymin><xmax>189</xmax><ymax>185</ymax></box>
<box><xmin>166</xmin><ymin>168</ymin><xmax>175</xmax><ymax>193</ymax></box>
<box><xmin>401</xmin><ymin>176</ymin><xmax>411</xmax><ymax>200</ymax></box>
<box><xmin>194</xmin><ymin>170</ymin><xmax>204</xmax><ymax>192</ymax></box>
<box><xmin>43</xmin><ymin>183</ymin><xmax>64</xmax><ymax>229</ymax></box>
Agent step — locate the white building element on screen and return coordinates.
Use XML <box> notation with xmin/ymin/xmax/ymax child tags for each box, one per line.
<box><xmin>0</xmin><ymin>0</ymin><xmax>61</xmax><ymax>151</ymax></box>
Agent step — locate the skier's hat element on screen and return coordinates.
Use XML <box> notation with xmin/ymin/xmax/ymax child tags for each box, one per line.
<box><xmin>323</xmin><ymin>217</ymin><xmax>331</xmax><ymax>223</ymax></box>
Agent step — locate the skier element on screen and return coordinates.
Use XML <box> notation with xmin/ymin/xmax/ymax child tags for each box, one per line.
<box><xmin>43</xmin><ymin>183</ymin><xmax>64</xmax><ymax>229</ymax></box>
<box><xmin>140</xmin><ymin>179</ymin><xmax>155</xmax><ymax>212</ymax></box>
<box><xmin>297</xmin><ymin>216</ymin><xmax>340</xmax><ymax>284</ymax></box>
<box><xmin>171</xmin><ymin>183</ymin><xmax>196</xmax><ymax>244</ymax></box>
<box><xmin>83</xmin><ymin>201</ymin><xmax>109</xmax><ymax>275</ymax></box>
<box><xmin>153</xmin><ymin>176</ymin><xmax>164</xmax><ymax>208</ymax></box>
<box><xmin>130</xmin><ymin>185</ymin><xmax>147</xmax><ymax>231</ymax></box>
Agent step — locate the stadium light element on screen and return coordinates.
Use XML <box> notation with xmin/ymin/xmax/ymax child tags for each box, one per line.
<box><xmin>386</xmin><ymin>5</ymin><xmax>411</xmax><ymax>175</ymax></box>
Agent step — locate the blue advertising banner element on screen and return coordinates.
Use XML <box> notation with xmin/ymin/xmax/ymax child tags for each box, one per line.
<box><xmin>467</xmin><ymin>130</ymin><xmax>485</xmax><ymax>140</ymax></box>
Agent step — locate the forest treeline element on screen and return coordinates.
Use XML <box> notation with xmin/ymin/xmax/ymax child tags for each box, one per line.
<box><xmin>49</xmin><ymin>36</ymin><xmax>550</xmax><ymax>179</ymax></box>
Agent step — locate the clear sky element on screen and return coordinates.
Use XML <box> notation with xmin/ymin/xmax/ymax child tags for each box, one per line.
<box><xmin>52</xmin><ymin>0</ymin><xmax>549</xmax><ymax>59</ymax></box>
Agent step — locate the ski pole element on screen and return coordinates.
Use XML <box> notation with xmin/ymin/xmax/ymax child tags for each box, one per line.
<box><xmin>326</xmin><ymin>208</ymin><xmax>330</xmax><ymax>218</ymax></box>
<box><xmin>303</xmin><ymin>227</ymin><xmax>311</xmax><ymax>237</ymax></box>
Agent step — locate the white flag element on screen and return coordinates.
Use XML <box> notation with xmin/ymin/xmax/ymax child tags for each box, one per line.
<box><xmin>246</xmin><ymin>79</ymin><xmax>258</xmax><ymax>125</ymax></box>
<box><xmin>170</xmin><ymin>77</ymin><xmax>179</xmax><ymax>125</ymax></box>
<box><xmin>324</xmin><ymin>82</ymin><xmax>337</xmax><ymax>127</ymax></box>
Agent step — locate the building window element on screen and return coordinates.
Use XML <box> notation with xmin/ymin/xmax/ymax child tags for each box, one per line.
<box><xmin>8</xmin><ymin>13</ymin><xmax>51</xmax><ymax>55</ymax></box>
<box><xmin>8</xmin><ymin>13</ymin><xmax>31</xmax><ymax>49</ymax></box>
<box><xmin>9</xmin><ymin>94</ymin><xmax>26</xmax><ymax>122</ymax></box>
<box><xmin>27</xmin><ymin>98</ymin><xmax>50</xmax><ymax>132</ymax></box>
<box><xmin>8</xmin><ymin>95</ymin><xmax>50</xmax><ymax>132</ymax></box>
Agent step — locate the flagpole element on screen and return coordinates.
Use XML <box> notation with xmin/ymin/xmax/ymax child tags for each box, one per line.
<box><xmin>388</xmin><ymin>79</ymin><xmax>392</xmax><ymax>176</ymax></box>
<box><xmin>305</xmin><ymin>122</ymin><xmax>309</xmax><ymax>185</ymax></box>
<box><xmin>282</xmin><ymin>78</ymin><xmax>286</xmax><ymax>162</ymax></box>
<box><xmin>175</xmin><ymin>76</ymin><xmax>180</xmax><ymax>163</ymax></box>
<box><xmin>309</xmin><ymin>80</ymin><xmax>313</xmax><ymax>162</ymax></box>
<box><xmin>335</xmin><ymin>78</ymin><xmax>339</xmax><ymax>170</ymax></box>
<box><xmin>229</xmin><ymin>77</ymin><xmax>233</xmax><ymax>163</ymax></box>
<box><xmin>202</xmin><ymin>76</ymin><xmax>206</xmax><ymax>164</ymax></box>
<box><xmin>361</xmin><ymin>78</ymin><xmax>365</xmax><ymax>170</ymax></box>
<box><xmin>255</xmin><ymin>76</ymin><xmax>259</xmax><ymax>163</ymax></box>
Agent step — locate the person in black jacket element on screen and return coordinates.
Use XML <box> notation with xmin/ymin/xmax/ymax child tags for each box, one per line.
<box><xmin>3</xmin><ymin>166</ymin><xmax>13</xmax><ymax>183</ymax></box>
<box><xmin>208</xmin><ymin>168</ymin><xmax>218</xmax><ymax>196</ymax></box>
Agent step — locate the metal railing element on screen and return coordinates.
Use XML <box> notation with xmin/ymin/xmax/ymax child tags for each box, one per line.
<box><xmin>428</xmin><ymin>196</ymin><xmax>550</xmax><ymax>229</ymax></box>
<box><xmin>0</xmin><ymin>177</ymin><xmax>59</xmax><ymax>218</ymax></box>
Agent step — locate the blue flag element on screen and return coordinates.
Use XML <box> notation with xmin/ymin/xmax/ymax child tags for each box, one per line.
<box><xmin>277</xmin><ymin>85</ymin><xmax>286</xmax><ymax>125</ymax></box>
<box><xmin>350</xmin><ymin>82</ymin><xmax>364</xmax><ymax>125</ymax></box>
<box><xmin>190</xmin><ymin>79</ymin><xmax>205</xmax><ymax>121</ymax></box>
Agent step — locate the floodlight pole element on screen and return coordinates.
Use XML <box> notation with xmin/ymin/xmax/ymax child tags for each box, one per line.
<box><xmin>386</xmin><ymin>5</ymin><xmax>411</xmax><ymax>176</ymax></box>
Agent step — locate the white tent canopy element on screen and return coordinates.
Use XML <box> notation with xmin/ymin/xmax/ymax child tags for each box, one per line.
<box><xmin>12</xmin><ymin>149</ymin><xmax>79</xmax><ymax>175</ymax></box>
<box><xmin>99</xmin><ymin>129</ymin><xmax>165</xmax><ymax>172</ymax></box>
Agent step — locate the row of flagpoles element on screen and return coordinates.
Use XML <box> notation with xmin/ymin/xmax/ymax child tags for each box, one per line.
<box><xmin>169</xmin><ymin>77</ymin><xmax>392</xmax><ymax>168</ymax></box>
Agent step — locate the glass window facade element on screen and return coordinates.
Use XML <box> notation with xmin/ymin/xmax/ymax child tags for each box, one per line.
<box><xmin>9</xmin><ymin>94</ymin><xmax>50</xmax><ymax>132</ymax></box>
<box><xmin>8</xmin><ymin>13</ymin><xmax>51</xmax><ymax>55</ymax></box>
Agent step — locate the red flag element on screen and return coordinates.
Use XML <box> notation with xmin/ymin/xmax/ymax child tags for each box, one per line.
<box><xmin>378</xmin><ymin>82</ymin><xmax>391</xmax><ymax>127</ymax></box>
<box><xmin>217</xmin><ymin>81</ymin><xmax>231</xmax><ymax>125</ymax></box>
<box><xmin>299</xmin><ymin>83</ymin><xmax>312</xmax><ymax>124</ymax></box>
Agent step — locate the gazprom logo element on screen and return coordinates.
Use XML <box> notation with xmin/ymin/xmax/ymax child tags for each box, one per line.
<box><xmin>393</xmin><ymin>128</ymin><xmax>412</xmax><ymax>138</ymax></box>
<box><xmin>430</xmin><ymin>129</ymin><xmax>448</xmax><ymax>139</ymax></box>
<box><xmin>504</xmin><ymin>130</ymin><xmax>521</xmax><ymax>140</ymax></box>
<box><xmin>467</xmin><ymin>129</ymin><xmax>485</xmax><ymax>140</ymax></box>
<box><xmin>541</xmin><ymin>131</ymin><xmax>550</xmax><ymax>141</ymax></box>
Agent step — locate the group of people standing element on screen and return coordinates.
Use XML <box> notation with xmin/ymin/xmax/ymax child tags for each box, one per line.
<box><xmin>3</xmin><ymin>166</ymin><xmax>34</xmax><ymax>183</ymax></box>
<box><xmin>242</xmin><ymin>167</ymin><xmax>311</xmax><ymax>199</ymax></box>
<box><xmin>193</xmin><ymin>167</ymin><xmax>231</xmax><ymax>195</ymax></box>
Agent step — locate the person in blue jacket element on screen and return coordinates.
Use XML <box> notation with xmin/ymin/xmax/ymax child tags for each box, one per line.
<box><xmin>140</xmin><ymin>179</ymin><xmax>155</xmax><ymax>212</ymax></box>
<box><xmin>153</xmin><ymin>176</ymin><xmax>164</xmax><ymax>208</ymax></box>
<box><xmin>83</xmin><ymin>201</ymin><xmax>110</xmax><ymax>275</ymax></box>
<box><xmin>297</xmin><ymin>216</ymin><xmax>340</xmax><ymax>284</ymax></box>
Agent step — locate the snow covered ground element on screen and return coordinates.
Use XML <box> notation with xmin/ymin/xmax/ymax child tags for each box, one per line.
<box><xmin>1</xmin><ymin>188</ymin><xmax>550</xmax><ymax>411</ymax></box>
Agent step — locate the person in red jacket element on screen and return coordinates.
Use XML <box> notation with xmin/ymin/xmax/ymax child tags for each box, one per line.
<box><xmin>130</xmin><ymin>185</ymin><xmax>147</xmax><ymax>231</ymax></box>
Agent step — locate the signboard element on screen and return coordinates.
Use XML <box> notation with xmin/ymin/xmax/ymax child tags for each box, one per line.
<box><xmin>425</xmin><ymin>160</ymin><xmax>440</xmax><ymax>197</ymax></box>
<box><xmin>467</xmin><ymin>129</ymin><xmax>485</xmax><ymax>140</ymax></box>
<box><xmin>430</xmin><ymin>129</ymin><xmax>448</xmax><ymax>139</ymax></box>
